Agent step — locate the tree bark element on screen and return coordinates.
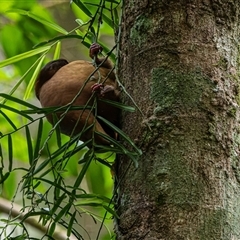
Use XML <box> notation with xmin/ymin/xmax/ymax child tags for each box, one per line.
<box><xmin>116</xmin><ymin>0</ymin><xmax>240</xmax><ymax>239</ymax></box>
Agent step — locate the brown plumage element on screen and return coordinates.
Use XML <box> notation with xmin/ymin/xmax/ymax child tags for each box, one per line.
<box><xmin>35</xmin><ymin>43</ymin><xmax>120</xmax><ymax>145</ymax></box>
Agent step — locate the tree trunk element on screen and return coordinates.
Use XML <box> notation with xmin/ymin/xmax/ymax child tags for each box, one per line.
<box><xmin>115</xmin><ymin>1</ymin><xmax>240</xmax><ymax>239</ymax></box>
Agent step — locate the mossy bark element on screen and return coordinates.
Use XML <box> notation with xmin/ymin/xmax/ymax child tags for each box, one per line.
<box><xmin>116</xmin><ymin>0</ymin><xmax>240</xmax><ymax>239</ymax></box>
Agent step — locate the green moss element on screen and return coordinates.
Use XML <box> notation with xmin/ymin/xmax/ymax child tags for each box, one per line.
<box><xmin>198</xmin><ymin>210</ymin><xmax>226</xmax><ymax>240</ymax></box>
<box><xmin>150</xmin><ymin>68</ymin><xmax>213</xmax><ymax>113</ymax></box>
<box><xmin>235</xmin><ymin>83</ymin><xmax>240</xmax><ymax>106</ymax></box>
<box><xmin>130</xmin><ymin>15</ymin><xmax>152</xmax><ymax>47</ymax></box>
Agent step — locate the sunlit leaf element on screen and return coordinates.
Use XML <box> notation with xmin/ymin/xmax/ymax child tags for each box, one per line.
<box><xmin>0</xmin><ymin>110</ymin><xmax>17</xmax><ymax>130</ymax></box>
<box><xmin>0</xmin><ymin>46</ymin><xmax>50</xmax><ymax>68</ymax></box>
<box><xmin>24</xmin><ymin>55</ymin><xmax>46</xmax><ymax>100</ymax></box>
<box><xmin>53</xmin><ymin>41</ymin><xmax>61</xmax><ymax>59</ymax></box>
<box><xmin>72</xmin><ymin>0</ymin><xmax>93</xmax><ymax>17</ymax></box>
<box><xmin>1</xmin><ymin>56</ymin><xmax>45</xmax><ymax>103</ymax></box>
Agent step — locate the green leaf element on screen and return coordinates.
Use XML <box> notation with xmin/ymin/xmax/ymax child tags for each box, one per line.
<box><xmin>76</xmin><ymin>202</ymin><xmax>103</xmax><ymax>207</ymax></box>
<box><xmin>75</xmin><ymin>18</ymin><xmax>85</xmax><ymax>26</ymax></box>
<box><xmin>1</xmin><ymin>56</ymin><xmax>45</xmax><ymax>103</ymax></box>
<box><xmin>8</xmin><ymin>135</ymin><xmax>13</xmax><ymax>172</ymax></box>
<box><xmin>54</xmin><ymin>115</ymin><xmax>62</xmax><ymax>149</ymax></box>
<box><xmin>0</xmin><ymin>110</ymin><xmax>17</xmax><ymax>130</ymax></box>
<box><xmin>72</xmin><ymin>0</ymin><xmax>93</xmax><ymax>18</ymax></box>
<box><xmin>113</xmin><ymin>7</ymin><xmax>119</xmax><ymax>25</ymax></box>
<box><xmin>67</xmin><ymin>211</ymin><xmax>76</xmax><ymax>237</ymax></box>
<box><xmin>102</xmin><ymin>13</ymin><xmax>114</xmax><ymax>28</ymax></box>
<box><xmin>49</xmin><ymin>222</ymin><xmax>56</xmax><ymax>236</ymax></box>
<box><xmin>25</xmin><ymin>126</ymin><xmax>33</xmax><ymax>165</ymax></box>
<box><xmin>94</xmin><ymin>132</ymin><xmax>128</xmax><ymax>154</ymax></box>
<box><xmin>95</xmin><ymin>157</ymin><xmax>112</xmax><ymax>168</ymax></box>
<box><xmin>53</xmin><ymin>41</ymin><xmax>61</xmax><ymax>59</ymax></box>
<box><xmin>33</xmin><ymin>118</ymin><xmax>43</xmax><ymax>159</ymax></box>
<box><xmin>24</xmin><ymin>55</ymin><xmax>46</xmax><ymax>100</ymax></box>
<box><xmin>7</xmin><ymin>9</ymin><xmax>68</xmax><ymax>34</ymax></box>
<box><xmin>0</xmin><ymin>93</ymin><xmax>39</xmax><ymax>109</ymax></box>
<box><xmin>22</xmin><ymin>105</ymin><xmax>91</xmax><ymax>114</ymax></box>
<box><xmin>73</xmin><ymin>150</ymin><xmax>94</xmax><ymax>189</ymax></box>
<box><xmin>0</xmin><ymin>172</ymin><xmax>10</xmax><ymax>184</ymax></box>
<box><xmin>0</xmin><ymin>104</ymin><xmax>33</xmax><ymax>121</ymax></box>
<box><xmin>63</xmin><ymin>140</ymin><xmax>91</xmax><ymax>159</ymax></box>
<box><xmin>99</xmin><ymin>98</ymin><xmax>135</xmax><ymax>112</ymax></box>
<box><xmin>49</xmin><ymin>194</ymin><xmax>67</xmax><ymax>217</ymax></box>
<box><xmin>0</xmin><ymin>46</ymin><xmax>50</xmax><ymax>68</ymax></box>
<box><xmin>97</xmin><ymin>116</ymin><xmax>142</xmax><ymax>155</ymax></box>
<box><xmin>34</xmin><ymin>35</ymin><xmax>84</xmax><ymax>48</ymax></box>
<box><xmin>34</xmin><ymin>177</ymin><xmax>71</xmax><ymax>195</ymax></box>
<box><xmin>54</xmin><ymin>203</ymin><xmax>71</xmax><ymax>223</ymax></box>
<box><xmin>105</xmin><ymin>0</ymin><xmax>120</xmax><ymax>3</ymax></box>
<box><xmin>21</xmin><ymin>210</ymin><xmax>51</xmax><ymax>222</ymax></box>
<box><xmin>103</xmin><ymin>205</ymin><xmax>119</xmax><ymax>219</ymax></box>
<box><xmin>75</xmin><ymin>193</ymin><xmax>112</xmax><ymax>203</ymax></box>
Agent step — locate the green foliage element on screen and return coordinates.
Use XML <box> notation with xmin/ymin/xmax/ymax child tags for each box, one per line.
<box><xmin>0</xmin><ymin>0</ymin><xmax>141</xmax><ymax>239</ymax></box>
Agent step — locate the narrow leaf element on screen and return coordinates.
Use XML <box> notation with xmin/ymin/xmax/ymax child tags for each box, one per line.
<box><xmin>103</xmin><ymin>205</ymin><xmax>119</xmax><ymax>219</ymax></box>
<box><xmin>0</xmin><ymin>46</ymin><xmax>50</xmax><ymax>68</ymax></box>
<box><xmin>0</xmin><ymin>172</ymin><xmax>10</xmax><ymax>184</ymax></box>
<box><xmin>53</xmin><ymin>41</ymin><xmax>61</xmax><ymax>59</ymax></box>
<box><xmin>72</xmin><ymin>0</ymin><xmax>93</xmax><ymax>17</ymax></box>
<box><xmin>24</xmin><ymin>55</ymin><xmax>46</xmax><ymax>100</ymax></box>
<box><xmin>0</xmin><ymin>110</ymin><xmax>17</xmax><ymax>130</ymax></box>
<box><xmin>7</xmin><ymin>9</ymin><xmax>68</xmax><ymax>34</ymax></box>
<box><xmin>0</xmin><ymin>93</ymin><xmax>39</xmax><ymax>109</ymax></box>
<box><xmin>99</xmin><ymin>98</ymin><xmax>135</xmax><ymax>112</ymax></box>
<box><xmin>8</xmin><ymin>135</ymin><xmax>13</xmax><ymax>172</ymax></box>
<box><xmin>76</xmin><ymin>193</ymin><xmax>112</xmax><ymax>203</ymax></box>
<box><xmin>67</xmin><ymin>211</ymin><xmax>76</xmax><ymax>237</ymax></box>
<box><xmin>105</xmin><ymin>0</ymin><xmax>119</xmax><ymax>3</ymax></box>
<box><xmin>73</xmin><ymin>150</ymin><xmax>94</xmax><ymax>188</ymax></box>
<box><xmin>97</xmin><ymin>116</ymin><xmax>142</xmax><ymax>155</ymax></box>
<box><xmin>34</xmin><ymin>35</ymin><xmax>83</xmax><ymax>48</ymax></box>
<box><xmin>25</xmin><ymin>126</ymin><xmax>33</xmax><ymax>164</ymax></box>
<box><xmin>33</xmin><ymin>118</ymin><xmax>43</xmax><ymax>159</ymax></box>
<box><xmin>50</xmin><ymin>194</ymin><xmax>67</xmax><ymax>217</ymax></box>
<box><xmin>94</xmin><ymin>131</ymin><xmax>128</xmax><ymax>154</ymax></box>
<box><xmin>54</xmin><ymin>203</ymin><xmax>71</xmax><ymax>223</ymax></box>
<box><xmin>34</xmin><ymin>177</ymin><xmax>71</xmax><ymax>195</ymax></box>
<box><xmin>102</xmin><ymin>13</ymin><xmax>114</xmax><ymax>28</ymax></box>
<box><xmin>49</xmin><ymin>222</ymin><xmax>56</xmax><ymax>236</ymax></box>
